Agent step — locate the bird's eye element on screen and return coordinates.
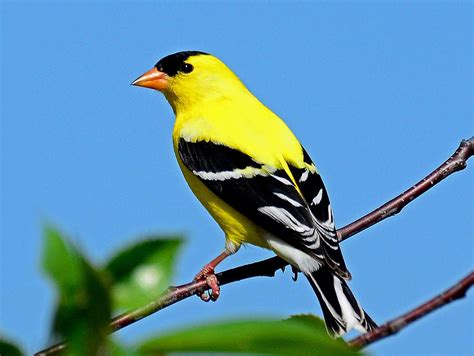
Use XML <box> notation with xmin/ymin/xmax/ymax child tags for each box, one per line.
<box><xmin>180</xmin><ymin>62</ymin><xmax>194</xmax><ymax>74</ymax></box>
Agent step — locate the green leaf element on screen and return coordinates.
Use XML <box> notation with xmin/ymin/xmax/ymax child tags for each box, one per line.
<box><xmin>42</xmin><ymin>225</ymin><xmax>82</xmax><ymax>295</ymax></box>
<box><xmin>104</xmin><ymin>237</ymin><xmax>183</xmax><ymax>311</ymax></box>
<box><xmin>285</xmin><ymin>313</ymin><xmax>327</xmax><ymax>328</ymax></box>
<box><xmin>138</xmin><ymin>316</ymin><xmax>360</xmax><ymax>355</ymax></box>
<box><xmin>0</xmin><ymin>336</ymin><xmax>23</xmax><ymax>356</ymax></box>
<box><xmin>42</xmin><ymin>225</ymin><xmax>111</xmax><ymax>356</ymax></box>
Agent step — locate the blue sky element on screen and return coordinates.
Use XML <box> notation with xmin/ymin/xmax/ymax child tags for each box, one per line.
<box><xmin>1</xmin><ymin>1</ymin><xmax>472</xmax><ymax>355</ymax></box>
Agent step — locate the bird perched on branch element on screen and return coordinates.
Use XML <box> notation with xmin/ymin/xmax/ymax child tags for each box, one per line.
<box><xmin>132</xmin><ymin>51</ymin><xmax>376</xmax><ymax>337</ymax></box>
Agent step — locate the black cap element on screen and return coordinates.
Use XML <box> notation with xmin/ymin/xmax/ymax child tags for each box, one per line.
<box><xmin>155</xmin><ymin>51</ymin><xmax>209</xmax><ymax>76</ymax></box>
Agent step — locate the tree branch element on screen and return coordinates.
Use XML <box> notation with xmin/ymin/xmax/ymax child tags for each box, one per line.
<box><xmin>35</xmin><ymin>137</ymin><xmax>473</xmax><ymax>355</ymax></box>
<box><xmin>348</xmin><ymin>272</ymin><xmax>474</xmax><ymax>348</ymax></box>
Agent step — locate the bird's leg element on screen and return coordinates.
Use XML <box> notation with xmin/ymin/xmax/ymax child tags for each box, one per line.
<box><xmin>194</xmin><ymin>250</ymin><xmax>232</xmax><ymax>302</ymax></box>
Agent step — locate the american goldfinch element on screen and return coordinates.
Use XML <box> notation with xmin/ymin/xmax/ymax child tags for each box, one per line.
<box><xmin>132</xmin><ymin>51</ymin><xmax>376</xmax><ymax>337</ymax></box>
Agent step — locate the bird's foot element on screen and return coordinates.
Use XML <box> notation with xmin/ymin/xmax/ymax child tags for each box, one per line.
<box><xmin>194</xmin><ymin>267</ymin><xmax>220</xmax><ymax>302</ymax></box>
<box><xmin>291</xmin><ymin>266</ymin><xmax>300</xmax><ymax>281</ymax></box>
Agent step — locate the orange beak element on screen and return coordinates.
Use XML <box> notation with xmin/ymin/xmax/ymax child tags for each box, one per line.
<box><xmin>131</xmin><ymin>67</ymin><xmax>169</xmax><ymax>91</ymax></box>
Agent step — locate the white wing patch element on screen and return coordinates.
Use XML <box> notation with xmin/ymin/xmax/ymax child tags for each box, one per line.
<box><xmin>257</xmin><ymin>206</ymin><xmax>314</xmax><ymax>235</ymax></box>
<box><xmin>273</xmin><ymin>192</ymin><xmax>303</xmax><ymax>207</ymax></box>
<box><xmin>193</xmin><ymin>166</ymin><xmax>269</xmax><ymax>181</ymax></box>
<box><xmin>299</xmin><ymin>169</ymin><xmax>309</xmax><ymax>182</ymax></box>
<box><xmin>270</xmin><ymin>174</ymin><xmax>293</xmax><ymax>186</ymax></box>
<box><xmin>311</xmin><ymin>189</ymin><xmax>323</xmax><ymax>206</ymax></box>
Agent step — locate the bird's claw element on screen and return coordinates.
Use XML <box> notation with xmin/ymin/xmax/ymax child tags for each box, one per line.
<box><xmin>291</xmin><ymin>266</ymin><xmax>300</xmax><ymax>281</ymax></box>
<box><xmin>194</xmin><ymin>269</ymin><xmax>220</xmax><ymax>302</ymax></box>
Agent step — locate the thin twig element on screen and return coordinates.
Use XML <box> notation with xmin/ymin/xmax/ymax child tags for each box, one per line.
<box><xmin>348</xmin><ymin>272</ymin><xmax>474</xmax><ymax>348</ymax></box>
<box><xmin>35</xmin><ymin>137</ymin><xmax>473</xmax><ymax>355</ymax></box>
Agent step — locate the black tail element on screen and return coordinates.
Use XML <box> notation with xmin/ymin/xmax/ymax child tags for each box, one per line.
<box><xmin>305</xmin><ymin>267</ymin><xmax>377</xmax><ymax>337</ymax></box>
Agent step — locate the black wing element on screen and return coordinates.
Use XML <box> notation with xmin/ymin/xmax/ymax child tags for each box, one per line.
<box><xmin>178</xmin><ymin>138</ymin><xmax>349</xmax><ymax>279</ymax></box>
<box><xmin>288</xmin><ymin>147</ymin><xmax>350</xmax><ymax>279</ymax></box>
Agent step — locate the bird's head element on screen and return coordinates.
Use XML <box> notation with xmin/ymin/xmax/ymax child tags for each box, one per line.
<box><xmin>132</xmin><ymin>51</ymin><xmax>247</xmax><ymax>113</ymax></box>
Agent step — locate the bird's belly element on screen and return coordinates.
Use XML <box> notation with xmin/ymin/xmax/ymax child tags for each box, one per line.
<box><xmin>181</xmin><ymin>166</ymin><xmax>270</xmax><ymax>249</ymax></box>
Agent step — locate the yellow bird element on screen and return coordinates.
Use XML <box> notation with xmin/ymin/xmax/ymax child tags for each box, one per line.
<box><xmin>132</xmin><ymin>51</ymin><xmax>376</xmax><ymax>337</ymax></box>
